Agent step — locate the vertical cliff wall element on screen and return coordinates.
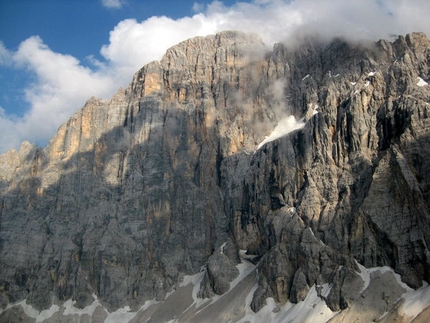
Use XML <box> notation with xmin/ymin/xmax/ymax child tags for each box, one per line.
<box><xmin>0</xmin><ymin>31</ymin><xmax>429</xmax><ymax>320</ymax></box>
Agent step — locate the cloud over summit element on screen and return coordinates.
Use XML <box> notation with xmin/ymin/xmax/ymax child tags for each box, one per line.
<box><xmin>1</xmin><ymin>0</ymin><xmax>430</xmax><ymax>153</ymax></box>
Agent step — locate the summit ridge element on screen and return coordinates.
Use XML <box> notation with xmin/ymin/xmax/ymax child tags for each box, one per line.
<box><xmin>1</xmin><ymin>30</ymin><xmax>430</xmax><ymax>322</ymax></box>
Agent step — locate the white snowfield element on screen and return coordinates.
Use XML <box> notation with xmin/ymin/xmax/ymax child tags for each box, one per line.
<box><xmin>257</xmin><ymin>115</ymin><xmax>306</xmax><ymax>149</ymax></box>
<box><xmin>2</xmin><ymin>255</ymin><xmax>430</xmax><ymax>322</ymax></box>
<box><xmin>417</xmin><ymin>77</ymin><xmax>428</xmax><ymax>87</ymax></box>
<box><xmin>355</xmin><ymin>262</ymin><xmax>430</xmax><ymax>320</ymax></box>
<box><xmin>256</xmin><ymin>104</ymin><xmax>320</xmax><ymax>150</ymax></box>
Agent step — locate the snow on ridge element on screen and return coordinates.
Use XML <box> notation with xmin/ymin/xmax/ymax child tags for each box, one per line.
<box><xmin>417</xmin><ymin>77</ymin><xmax>428</xmax><ymax>87</ymax></box>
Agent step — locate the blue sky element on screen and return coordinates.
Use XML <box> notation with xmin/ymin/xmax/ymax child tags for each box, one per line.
<box><xmin>0</xmin><ymin>0</ymin><xmax>430</xmax><ymax>153</ymax></box>
<box><xmin>0</xmin><ymin>0</ymin><xmax>221</xmax><ymax>118</ymax></box>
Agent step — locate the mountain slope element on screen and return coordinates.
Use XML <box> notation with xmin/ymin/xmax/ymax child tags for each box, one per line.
<box><xmin>0</xmin><ymin>31</ymin><xmax>430</xmax><ymax>322</ymax></box>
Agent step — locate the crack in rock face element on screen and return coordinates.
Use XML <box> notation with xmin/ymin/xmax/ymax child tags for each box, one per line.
<box><xmin>1</xmin><ymin>31</ymin><xmax>430</xmax><ymax>322</ymax></box>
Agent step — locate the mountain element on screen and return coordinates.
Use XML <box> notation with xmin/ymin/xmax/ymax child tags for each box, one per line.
<box><xmin>1</xmin><ymin>30</ymin><xmax>430</xmax><ymax>322</ymax></box>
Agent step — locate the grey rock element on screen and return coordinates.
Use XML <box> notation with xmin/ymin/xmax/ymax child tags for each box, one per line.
<box><xmin>1</xmin><ymin>30</ymin><xmax>430</xmax><ymax>320</ymax></box>
<box><xmin>199</xmin><ymin>249</ymin><xmax>239</xmax><ymax>297</ymax></box>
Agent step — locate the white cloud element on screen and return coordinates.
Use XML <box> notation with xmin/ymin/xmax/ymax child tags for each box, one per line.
<box><xmin>101</xmin><ymin>0</ymin><xmax>125</xmax><ymax>9</ymax></box>
<box><xmin>0</xmin><ymin>107</ymin><xmax>22</xmax><ymax>152</ymax></box>
<box><xmin>1</xmin><ymin>0</ymin><xmax>430</xmax><ymax>153</ymax></box>
<box><xmin>0</xmin><ymin>41</ymin><xmax>12</xmax><ymax>66</ymax></box>
<box><xmin>0</xmin><ymin>36</ymin><xmax>117</xmax><ymax>152</ymax></box>
<box><xmin>192</xmin><ymin>2</ymin><xmax>205</xmax><ymax>13</ymax></box>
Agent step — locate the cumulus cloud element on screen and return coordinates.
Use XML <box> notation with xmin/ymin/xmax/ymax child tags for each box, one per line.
<box><xmin>0</xmin><ymin>36</ymin><xmax>118</xmax><ymax>152</ymax></box>
<box><xmin>101</xmin><ymin>0</ymin><xmax>125</xmax><ymax>9</ymax></box>
<box><xmin>0</xmin><ymin>41</ymin><xmax>12</xmax><ymax>66</ymax></box>
<box><xmin>0</xmin><ymin>107</ymin><xmax>22</xmax><ymax>151</ymax></box>
<box><xmin>1</xmin><ymin>0</ymin><xmax>430</xmax><ymax>153</ymax></box>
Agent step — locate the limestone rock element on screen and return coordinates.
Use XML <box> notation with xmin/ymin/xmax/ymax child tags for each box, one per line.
<box><xmin>1</xmin><ymin>30</ymin><xmax>430</xmax><ymax>321</ymax></box>
<box><xmin>199</xmin><ymin>250</ymin><xmax>239</xmax><ymax>297</ymax></box>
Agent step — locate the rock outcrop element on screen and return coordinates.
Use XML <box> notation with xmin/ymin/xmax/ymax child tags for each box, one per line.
<box><xmin>1</xmin><ymin>30</ymin><xmax>430</xmax><ymax>322</ymax></box>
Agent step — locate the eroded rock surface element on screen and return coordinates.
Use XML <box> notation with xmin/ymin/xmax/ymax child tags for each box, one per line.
<box><xmin>1</xmin><ymin>31</ymin><xmax>430</xmax><ymax>321</ymax></box>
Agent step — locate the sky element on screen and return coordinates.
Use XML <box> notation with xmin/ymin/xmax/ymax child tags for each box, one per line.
<box><xmin>1</xmin><ymin>0</ymin><xmax>430</xmax><ymax>153</ymax></box>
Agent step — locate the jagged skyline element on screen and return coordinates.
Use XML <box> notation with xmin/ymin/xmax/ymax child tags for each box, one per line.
<box><xmin>1</xmin><ymin>0</ymin><xmax>430</xmax><ymax>153</ymax></box>
<box><xmin>1</xmin><ymin>29</ymin><xmax>430</xmax><ymax>322</ymax></box>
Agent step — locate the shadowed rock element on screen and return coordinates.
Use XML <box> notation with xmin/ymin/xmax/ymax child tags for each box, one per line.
<box><xmin>1</xmin><ymin>31</ymin><xmax>430</xmax><ymax>322</ymax></box>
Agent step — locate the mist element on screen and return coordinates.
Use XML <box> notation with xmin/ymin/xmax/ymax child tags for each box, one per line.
<box><xmin>1</xmin><ymin>0</ymin><xmax>430</xmax><ymax>153</ymax></box>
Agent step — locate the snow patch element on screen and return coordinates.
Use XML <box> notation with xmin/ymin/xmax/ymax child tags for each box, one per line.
<box><xmin>203</xmin><ymin>259</ymin><xmax>257</xmax><ymax>308</ymax></box>
<box><xmin>220</xmin><ymin>241</ymin><xmax>227</xmax><ymax>254</ymax></box>
<box><xmin>28</xmin><ymin>303</ymin><xmax>59</xmax><ymax>323</ymax></box>
<box><xmin>312</xmin><ymin>104</ymin><xmax>320</xmax><ymax>116</ymax></box>
<box><xmin>239</xmin><ymin>249</ymin><xmax>258</xmax><ymax>261</ymax></box>
<box><xmin>364</xmin><ymin>80</ymin><xmax>370</xmax><ymax>87</ymax></box>
<box><xmin>184</xmin><ymin>257</ymin><xmax>257</xmax><ymax>313</ymax></box>
<box><xmin>64</xmin><ymin>294</ymin><xmax>158</xmax><ymax>323</ymax></box>
<box><xmin>257</xmin><ymin>102</ymin><xmax>320</xmax><ymax>150</ymax></box>
<box><xmin>355</xmin><ymin>262</ymin><xmax>371</xmax><ymax>293</ymax></box>
<box><xmin>356</xmin><ymin>261</ymin><xmax>430</xmax><ymax>319</ymax></box>
<box><xmin>401</xmin><ymin>282</ymin><xmax>430</xmax><ymax>319</ymax></box>
<box><xmin>417</xmin><ymin>77</ymin><xmax>428</xmax><ymax>87</ymax></box>
<box><xmin>257</xmin><ymin>116</ymin><xmax>305</xmax><ymax>149</ymax></box>
<box><xmin>308</xmin><ymin>227</ymin><xmax>325</xmax><ymax>246</ymax></box>
<box><xmin>237</xmin><ymin>284</ymin><xmax>336</xmax><ymax>323</ymax></box>
<box><xmin>368</xmin><ymin>71</ymin><xmax>377</xmax><ymax>76</ymax></box>
<box><xmin>180</xmin><ymin>271</ymin><xmax>206</xmax><ymax>310</ymax></box>
<box><xmin>0</xmin><ymin>300</ymin><xmax>60</xmax><ymax>323</ymax></box>
<box><xmin>1</xmin><ymin>295</ymin><xmax>160</xmax><ymax>323</ymax></box>
<box><xmin>288</xmin><ymin>207</ymin><xmax>297</xmax><ymax>217</ymax></box>
<box><xmin>318</xmin><ymin>283</ymin><xmax>332</xmax><ymax>298</ymax></box>
<box><xmin>355</xmin><ymin>261</ymin><xmax>412</xmax><ymax>294</ymax></box>
<box><xmin>302</xmin><ymin>74</ymin><xmax>310</xmax><ymax>81</ymax></box>
<box><xmin>105</xmin><ymin>305</ymin><xmax>139</xmax><ymax>323</ymax></box>
<box><xmin>351</xmin><ymin>82</ymin><xmax>356</xmax><ymax>85</ymax></box>
<box><xmin>230</xmin><ymin>261</ymin><xmax>256</xmax><ymax>291</ymax></box>
<box><xmin>63</xmin><ymin>294</ymin><xmax>103</xmax><ymax>316</ymax></box>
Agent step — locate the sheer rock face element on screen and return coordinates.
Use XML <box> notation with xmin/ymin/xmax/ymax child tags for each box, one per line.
<box><xmin>0</xmin><ymin>31</ymin><xmax>429</xmax><ymax>315</ymax></box>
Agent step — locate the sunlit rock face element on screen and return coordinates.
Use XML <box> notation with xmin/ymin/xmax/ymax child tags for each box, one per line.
<box><xmin>1</xmin><ymin>31</ymin><xmax>430</xmax><ymax>322</ymax></box>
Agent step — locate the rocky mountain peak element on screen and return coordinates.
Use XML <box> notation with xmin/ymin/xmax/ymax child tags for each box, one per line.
<box><xmin>1</xmin><ymin>31</ymin><xmax>430</xmax><ymax>322</ymax></box>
